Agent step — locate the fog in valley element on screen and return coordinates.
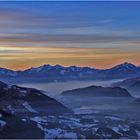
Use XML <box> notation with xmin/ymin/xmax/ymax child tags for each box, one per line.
<box><xmin>17</xmin><ymin>79</ymin><xmax>140</xmax><ymax>120</ymax></box>
<box><xmin>18</xmin><ymin>79</ymin><xmax>124</xmax><ymax>97</ymax></box>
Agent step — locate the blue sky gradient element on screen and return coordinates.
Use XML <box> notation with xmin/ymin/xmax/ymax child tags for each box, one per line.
<box><xmin>0</xmin><ymin>2</ymin><xmax>140</xmax><ymax>69</ymax></box>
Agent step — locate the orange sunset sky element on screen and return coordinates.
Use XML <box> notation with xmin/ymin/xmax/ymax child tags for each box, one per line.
<box><xmin>0</xmin><ymin>2</ymin><xmax>140</xmax><ymax>70</ymax></box>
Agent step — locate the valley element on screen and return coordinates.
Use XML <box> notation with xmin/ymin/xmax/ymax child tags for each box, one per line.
<box><xmin>0</xmin><ymin>63</ymin><xmax>140</xmax><ymax>139</ymax></box>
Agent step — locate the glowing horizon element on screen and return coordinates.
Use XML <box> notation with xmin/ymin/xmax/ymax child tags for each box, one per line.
<box><xmin>0</xmin><ymin>2</ymin><xmax>140</xmax><ymax>70</ymax></box>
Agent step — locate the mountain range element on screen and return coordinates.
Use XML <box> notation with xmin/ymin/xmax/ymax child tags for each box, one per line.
<box><xmin>1</xmin><ymin>62</ymin><xmax>140</xmax><ymax>83</ymax></box>
<box><xmin>0</xmin><ymin>81</ymin><xmax>140</xmax><ymax>139</ymax></box>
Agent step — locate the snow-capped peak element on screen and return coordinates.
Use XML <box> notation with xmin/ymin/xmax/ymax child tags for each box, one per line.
<box><xmin>113</xmin><ymin>62</ymin><xmax>137</xmax><ymax>69</ymax></box>
<box><xmin>105</xmin><ymin>62</ymin><xmax>139</xmax><ymax>75</ymax></box>
<box><xmin>54</xmin><ymin>64</ymin><xmax>64</xmax><ymax>70</ymax></box>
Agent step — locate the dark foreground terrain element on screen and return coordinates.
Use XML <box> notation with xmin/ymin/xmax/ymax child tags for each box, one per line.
<box><xmin>0</xmin><ymin>81</ymin><xmax>140</xmax><ymax>139</ymax></box>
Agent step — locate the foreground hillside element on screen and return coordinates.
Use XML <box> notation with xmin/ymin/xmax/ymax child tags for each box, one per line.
<box><xmin>0</xmin><ymin>81</ymin><xmax>70</xmax><ymax>117</ymax></box>
<box><xmin>0</xmin><ymin>81</ymin><xmax>140</xmax><ymax>139</ymax></box>
<box><xmin>0</xmin><ymin>109</ymin><xmax>44</xmax><ymax>139</ymax></box>
<box><xmin>1</xmin><ymin>106</ymin><xmax>140</xmax><ymax>139</ymax></box>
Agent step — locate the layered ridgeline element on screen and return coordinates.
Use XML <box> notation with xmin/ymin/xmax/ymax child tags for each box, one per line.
<box><xmin>60</xmin><ymin>84</ymin><xmax>134</xmax><ymax>109</ymax></box>
<box><xmin>61</xmin><ymin>85</ymin><xmax>132</xmax><ymax>97</ymax></box>
<box><xmin>1</xmin><ymin>62</ymin><xmax>140</xmax><ymax>83</ymax></box>
<box><xmin>114</xmin><ymin>78</ymin><xmax>140</xmax><ymax>89</ymax></box>
<box><xmin>0</xmin><ymin>81</ymin><xmax>140</xmax><ymax>139</ymax></box>
<box><xmin>113</xmin><ymin>78</ymin><xmax>140</xmax><ymax>97</ymax></box>
<box><xmin>0</xmin><ymin>81</ymin><xmax>71</xmax><ymax>117</ymax></box>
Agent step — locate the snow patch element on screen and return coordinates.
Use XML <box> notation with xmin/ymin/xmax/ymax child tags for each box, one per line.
<box><xmin>7</xmin><ymin>105</ymin><xmax>16</xmax><ymax>114</ymax></box>
<box><xmin>105</xmin><ymin>116</ymin><xmax>123</xmax><ymax>121</ymax></box>
<box><xmin>22</xmin><ymin>102</ymin><xmax>37</xmax><ymax>113</ymax></box>
<box><xmin>136</xmin><ymin>130</ymin><xmax>140</xmax><ymax>139</ymax></box>
<box><xmin>31</xmin><ymin>116</ymin><xmax>47</xmax><ymax>123</ymax></box>
<box><xmin>45</xmin><ymin>128</ymin><xmax>77</xmax><ymax>139</ymax></box>
<box><xmin>57</xmin><ymin>131</ymin><xmax>77</xmax><ymax>139</ymax></box>
<box><xmin>22</xmin><ymin>119</ymin><xmax>27</xmax><ymax>122</ymax></box>
<box><xmin>0</xmin><ymin>120</ymin><xmax>6</xmax><ymax>128</ymax></box>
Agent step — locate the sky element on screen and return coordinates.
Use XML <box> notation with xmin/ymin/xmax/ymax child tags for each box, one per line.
<box><xmin>0</xmin><ymin>1</ymin><xmax>140</xmax><ymax>70</ymax></box>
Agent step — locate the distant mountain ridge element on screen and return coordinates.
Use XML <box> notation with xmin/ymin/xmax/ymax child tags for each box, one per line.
<box><xmin>1</xmin><ymin>62</ymin><xmax>140</xmax><ymax>82</ymax></box>
<box><xmin>102</xmin><ymin>62</ymin><xmax>139</xmax><ymax>75</ymax></box>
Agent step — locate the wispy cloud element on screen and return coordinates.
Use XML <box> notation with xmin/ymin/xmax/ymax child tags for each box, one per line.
<box><xmin>0</xmin><ymin>2</ymin><xmax>140</xmax><ymax>69</ymax></box>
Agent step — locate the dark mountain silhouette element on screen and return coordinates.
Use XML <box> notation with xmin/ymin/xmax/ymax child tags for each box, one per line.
<box><xmin>0</xmin><ymin>81</ymin><xmax>71</xmax><ymax>117</ymax></box>
<box><xmin>113</xmin><ymin>78</ymin><xmax>140</xmax><ymax>97</ymax></box>
<box><xmin>0</xmin><ymin>109</ymin><xmax>44</xmax><ymax>139</ymax></box>
<box><xmin>61</xmin><ymin>85</ymin><xmax>132</xmax><ymax>97</ymax></box>
<box><xmin>114</xmin><ymin>78</ymin><xmax>140</xmax><ymax>88</ymax></box>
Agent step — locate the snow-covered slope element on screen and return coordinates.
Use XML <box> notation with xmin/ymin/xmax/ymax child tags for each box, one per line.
<box><xmin>0</xmin><ymin>68</ymin><xmax>17</xmax><ymax>76</ymax></box>
<box><xmin>0</xmin><ymin>81</ymin><xmax>71</xmax><ymax>117</ymax></box>
<box><xmin>1</xmin><ymin>62</ymin><xmax>140</xmax><ymax>82</ymax></box>
<box><xmin>0</xmin><ymin>109</ymin><xmax>44</xmax><ymax>139</ymax></box>
<box><xmin>103</xmin><ymin>62</ymin><xmax>139</xmax><ymax>75</ymax></box>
